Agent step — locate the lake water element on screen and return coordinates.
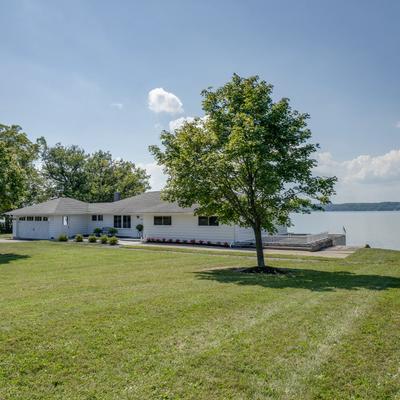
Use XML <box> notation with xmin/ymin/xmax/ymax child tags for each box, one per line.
<box><xmin>290</xmin><ymin>211</ymin><xmax>400</xmax><ymax>250</ymax></box>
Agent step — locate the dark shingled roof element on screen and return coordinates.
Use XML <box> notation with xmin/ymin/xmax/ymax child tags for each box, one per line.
<box><xmin>6</xmin><ymin>191</ymin><xmax>196</xmax><ymax>216</ymax></box>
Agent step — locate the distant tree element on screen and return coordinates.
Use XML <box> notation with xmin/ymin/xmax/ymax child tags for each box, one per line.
<box><xmin>85</xmin><ymin>150</ymin><xmax>150</xmax><ymax>202</ymax></box>
<box><xmin>38</xmin><ymin>138</ymin><xmax>150</xmax><ymax>202</ymax></box>
<box><xmin>38</xmin><ymin>137</ymin><xmax>89</xmax><ymax>200</ymax></box>
<box><xmin>0</xmin><ymin>124</ymin><xmax>40</xmax><ymax>214</ymax></box>
<box><xmin>150</xmin><ymin>74</ymin><xmax>336</xmax><ymax>270</ymax></box>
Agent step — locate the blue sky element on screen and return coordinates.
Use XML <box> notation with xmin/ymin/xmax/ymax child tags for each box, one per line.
<box><xmin>1</xmin><ymin>0</ymin><xmax>400</xmax><ymax>201</ymax></box>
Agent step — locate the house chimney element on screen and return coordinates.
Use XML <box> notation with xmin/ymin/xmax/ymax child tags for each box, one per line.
<box><xmin>113</xmin><ymin>192</ymin><xmax>121</xmax><ymax>202</ymax></box>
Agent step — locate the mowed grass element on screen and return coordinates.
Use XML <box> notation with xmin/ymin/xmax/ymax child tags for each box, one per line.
<box><xmin>1</xmin><ymin>242</ymin><xmax>400</xmax><ymax>399</ymax></box>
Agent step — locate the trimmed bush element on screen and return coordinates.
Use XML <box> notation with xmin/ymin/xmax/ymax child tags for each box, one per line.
<box><xmin>88</xmin><ymin>235</ymin><xmax>97</xmax><ymax>243</ymax></box>
<box><xmin>58</xmin><ymin>234</ymin><xmax>68</xmax><ymax>242</ymax></box>
<box><xmin>100</xmin><ymin>235</ymin><xmax>108</xmax><ymax>244</ymax></box>
<box><xmin>109</xmin><ymin>236</ymin><xmax>118</xmax><ymax>246</ymax></box>
<box><xmin>93</xmin><ymin>228</ymin><xmax>102</xmax><ymax>236</ymax></box>
<box><xmin>108</xmin><ymin>227</ymin><xmax>118</xmax><ymax>236</ymax></box>
<box><xmin>75</xmin><ymin>234</ymin><xmax>83</xmax><ymax>242</ymax></box>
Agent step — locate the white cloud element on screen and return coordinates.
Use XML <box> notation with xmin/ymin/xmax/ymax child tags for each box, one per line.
<box><xmin>315</xmin><ymin>150</ymin><xmax>400</xmax><ymax>202</ymax></box>
<box><xmin>316</xmin><ymin>150</ymin><xmax>400</xmax><ymax>184</ymax></box>
<box><xmin>110</xmin><ymin>102</ymin><xmax>123</xmax><ymax>110</ymax></box>
<box><xmin>148</xmin><ymin>88</ymin><xmax>183</xmax><ymax>114</ymax></box>
<box><xmin>168</xmin><ymin>116</ymin><xmax>195</xmax><ymax>131</ymax></box>
<box><xmin>139</xmin><ymin>162</ymin><xmax>167</xmax><ymax>190</ymax></box>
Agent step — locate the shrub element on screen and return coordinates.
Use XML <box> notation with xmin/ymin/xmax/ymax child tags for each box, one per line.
<box><xmin>136</xmin><ymin>224</ymin><xmax>143</xmax><ymax>232</ymax></box>
<box><xmin>88</xmin><ymin>235</ymin><xmax>97</xmax><ymax>243</ymax></box>
<box><xmin>175</xmin><ymin>239</ymin><xmax>181</xmax><ymax>243</ymax></box>
<box><xmin>93</xmin><ymin>228</ymin><xmax>102</xmax><ymax>236</ymax></box>
<box><xmin>190</xmin><ymin>239</ymin><xmax>196</xmax><ymax>244</ymax></box>
<box><xmin>108</xmin><ymin>227</ymin><xmax>118</xmax><ymax>236</ymax></box>
<box><xmin>198</xmin><ymin>240</ymin><xmax>204</xmax><ymax>245</ymax></box>
<box><xmin>224</xmin><ymin>242</ymin><xmax>229</xmax><ymax>247</ymax></box>
<box><xmin>109</xmin><ymin>236</ymin><xmax>118</xmax><ymax>246</ymax></box>
<box><xmin>207</xmin><ymin>241</ymin><xmax>212</xmax><ymax>245</ymax></box>
<box><xmin>75</xmin><ymin>234</ymin><xmax>83</xmax><ymax>242</ymax></box>
<box><xmin>168</xmin><ymin>238</ymin><xmax>173</xmax><ymax>243</ymax></box>
<box><xmin>100</xmin><ymin>235</ymin><xmax>108</xmax><ymax>244</ymax></box>
<box><xmin>58</xmin><ymin>234</ymin><xmax>68</xmax><ymax>242</ymax></box>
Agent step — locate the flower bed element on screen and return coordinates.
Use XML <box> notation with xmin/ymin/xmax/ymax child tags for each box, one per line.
<box><xmin>145</xmin><ymin>237</ymin><xmax>230</xmax><ymax>247</ymax></box>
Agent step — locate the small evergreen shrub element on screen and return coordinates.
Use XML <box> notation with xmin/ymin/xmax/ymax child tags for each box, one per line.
<box><xmin>109</xmin><ymin>236</ymin><xmax>118</xmax><ymax>245</ymax></box>
<box><xmin>58</xmin><ymin>234</ymin><xmax>68</xmax><ymax>242</ymax></box>
<box><xmin>75</xmin><ymin>234</ymin><xmax>83</xmax><ymax>242</ymax></box>
<box><xmin>88</xmin><ymin>235</ymin><xmax>97</xmax><ymax>243</ymax></box>
<box><xmin>108</xmin><ymin>227</ymin><xmax>118</xmax><ymax>236</ymax></box>
<box><xmin>100</xmin><ymin>235</ymin><xmax>108</xmax><ymax>244</ymax></box>
<box><xmin>93</xmin><ymin>228</ymin><xmax>102</xmax><ymax>236</ymax></box>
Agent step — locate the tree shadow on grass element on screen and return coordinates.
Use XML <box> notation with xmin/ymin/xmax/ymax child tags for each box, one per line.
<box><xmin>0</xmin><ymin>253</ymin><xmax>30</xmax><ymax>266</ymax></box>
<box><xmin>195</xmin><ymin>267</ymin><xmax>400</xmax><ymax>292</ymax></box>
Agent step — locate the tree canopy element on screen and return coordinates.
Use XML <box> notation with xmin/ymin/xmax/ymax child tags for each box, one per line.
<box><xmin>38</xmin><ymin>138</ymin><xmax>150</xmax><ymax>202</ymax></box>
<box><xmin>0</xmin><ymin>124</ymin><xmax>40</xmax><ymax>214</ymax></box>
<box><xmin>150</xmin><ymin>74</ymin><xmax>336</xmax><ymax>269</ymax></box>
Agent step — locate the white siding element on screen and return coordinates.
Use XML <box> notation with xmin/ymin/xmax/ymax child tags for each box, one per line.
<box><xmin>143</xmin><ymin>214</ymin><xmax>288</xmax><ymax>244</ymax></box>
<box><xmin>48</xmin><ymin>215</ymin><xmax>89</xmax><ymax>239</ymax></box>
<box><xmin>88</xmin><ymin>214</ymin><xmax>143</xmax><ymax>238</ymax></box>
<box><xmin>143</xmin><ymin>214</ymin><xmax>236</xmax><ymax>244</ymax></box>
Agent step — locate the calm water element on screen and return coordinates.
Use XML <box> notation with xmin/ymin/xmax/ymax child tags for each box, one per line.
<box><xmin>290</xmin><ymin>211</ymin><xmax>400</xmax><ymax>250</ymax></box>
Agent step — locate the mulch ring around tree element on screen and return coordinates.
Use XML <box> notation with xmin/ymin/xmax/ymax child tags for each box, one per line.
<box><xmin>238</xmin><ymin>266</ymin><xmax>291</xmax><ymax>275</ymax></box>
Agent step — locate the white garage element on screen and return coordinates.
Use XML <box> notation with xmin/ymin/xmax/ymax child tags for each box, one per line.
<box><xmin>15</xmin><ymin>216</ymin><xmax>49</xmax><ymax>239</ymax></box>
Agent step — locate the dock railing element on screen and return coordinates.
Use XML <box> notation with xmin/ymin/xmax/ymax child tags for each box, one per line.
<box><xmin>262</xmin><ymin>232</ymin><xmax>329</xmax><ymax>245</ymax></box>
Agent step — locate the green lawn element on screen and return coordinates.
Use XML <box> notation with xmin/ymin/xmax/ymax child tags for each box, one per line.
<box><xmin>1</xmin><ymin>242</ymin><xmax>400</xmax><ymax>399</ymax></box>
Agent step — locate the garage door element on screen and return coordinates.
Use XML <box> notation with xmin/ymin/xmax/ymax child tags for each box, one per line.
<box><xmin>17</xmin><ymin>219</ymin><xmax>49</xmax><ymax>239</ymax></box>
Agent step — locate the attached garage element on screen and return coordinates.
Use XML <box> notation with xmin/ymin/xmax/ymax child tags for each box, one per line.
<box><xmin>15</xmin><ymin>216</ymin><xmax>49</xmax><ymax>239</ymax></box>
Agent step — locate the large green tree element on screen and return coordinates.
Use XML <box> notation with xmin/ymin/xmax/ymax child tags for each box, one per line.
<box><xmin>150</xmin><ymin>74</ymin><xmax>336</xmax><ymax>269</ymax></box>
<box><xmin>38</xmin><ymin>138</ymin><xmax>150</xmax><ymax>202</ymax></box>
<box><xmin>85</xmin><ymin>150</ymin><xmax>150</xmax><ymax>202</ymax></box>
<box><xmin>0</xmin><ymin>124</ymin><xmax>40</xmax><ymax>215</ymax></box>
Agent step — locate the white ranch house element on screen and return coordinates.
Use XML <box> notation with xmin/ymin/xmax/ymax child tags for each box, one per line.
<box><xmin>6</xmin><ymin>191</ymin><xmax>287</xmax><ymax>243</ymax></box>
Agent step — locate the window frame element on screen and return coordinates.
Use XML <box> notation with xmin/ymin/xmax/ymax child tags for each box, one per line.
<box><xmin>27</xmin><ymin>216</ymin><xmax>34</xmax><ymax>221</ymax></box>
<box><xmin>123</xmin><ymin>215</ymin><xmax>131</xmax><ymax>228</ymax></box>
<box><xmin>43</xmin><ymin>217</ymin><xmax>48</xmax><ymax>222</ymax></box>
<box><xmin>92</xmin><ymin>215</ymin><xmax>97</xmax><ymax>221</ymax></box>
<box><xmin>19</xmin><ymin>217</ymin><xmax>26</xmax><ymax>221</ymax></box>
<box><xmin>113</xmin><ymin>215</ymin><xmax>122</xmax><ymax>228</ymax></box>
<box><xmin>154</xmin><ymin>216</ymin><xmax>172</xmax><ymax>226</ymax></box>
<box><xmin>35</xmin><ymin>216</ymin><xmax>42</xmax><ymax>221</ymax></box>
<box><xmin>198</xmin><ymin>216</ymin><xmax>219</xmax><ymax>226</ymax></box>
<box><xmin>98</xmin><ymin>215</ymin><xmax>103</xmax><ymax>221</ymax></box>
<box><xmin>62</xmin><ymin>216</ymin><xmax>69</xmax><ymax>226</ymax></box>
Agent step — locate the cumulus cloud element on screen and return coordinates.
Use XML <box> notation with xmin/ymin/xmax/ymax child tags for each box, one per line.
<box><xmin>168</xmin><ymin>116</ymin><xmax>195</xmax><ymax>131</ymax></box>
<box><xmin>315</xmin><ymin>150</ymin><xmax>400</xmax><ymax>184</ymax></box>
<box><xmin>138</xmin><ymin>162</ymin><xmax>167</xmax><ymax>190</ymax></box>
<box><xmin>148</xmin><ymin>88</ymin><xmax>183</xmax><ymax>114</ymax></box>
<box><xmin>110</xmin><ymin>102</ymin><xmax>123</xmax><ymax>109</ymax></box>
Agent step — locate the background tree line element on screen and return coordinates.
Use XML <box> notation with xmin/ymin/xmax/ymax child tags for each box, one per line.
<box><xmin>0</xmin><ymin>123</ymin><xmax>150</xmax><ymax>228</ymax></box>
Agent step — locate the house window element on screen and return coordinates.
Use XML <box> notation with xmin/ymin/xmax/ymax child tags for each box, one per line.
<box><xmin>43</xmin><ymin>217</ymin><xmax>48</xmax><ymax>221</ymax></box>
<box><xmin>114</xmin><ymin>215</ymin><xmax>122</xmax><ymax>228</ymax></box>
<box><xmin>27</xmin><ymin>216</ymin><xmax>34</xmax><ymax>221</ymax></box>
<box><xmin>62</xmin><ymin>216</ymin><xmax>69</xmax><ymax>226</ymax></box>
<box><xmin>123</xmin><ymin>215</ymin><xmax>131</xmax><ymax>228</ymax></box>
<box><xmin>92</xmin><ymin>215</ymin><xmax>97</xmax><ymax>221</ymax></box>
<box><xmin>154</xmin><ymin>216</ymin><xmax>172</xmax><ymax>225</ymax></box>
<box><xmin>98</xmin><ymin>215</ymin><xmax>103</xmax><ymax>221</ymax></box>
<box><xmin>198</xmin><ymin>216</ymin><xmax>219</xmax><ymax>226</ymax></box>
<box><xmin>19</xmin><ymin>217</ymin><xmax>26</xmax><ymax>221</ymax></box>
<box><xmin>35</xmin><ymin>216</ymin><xmax>42</xmax><ymax>221</ymax></box>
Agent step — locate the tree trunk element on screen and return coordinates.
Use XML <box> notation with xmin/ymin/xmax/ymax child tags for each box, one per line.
<box><xmin>253</xmin><ymin>223</ymin><xmax>265</xmax><ymax>268</ymax></box>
